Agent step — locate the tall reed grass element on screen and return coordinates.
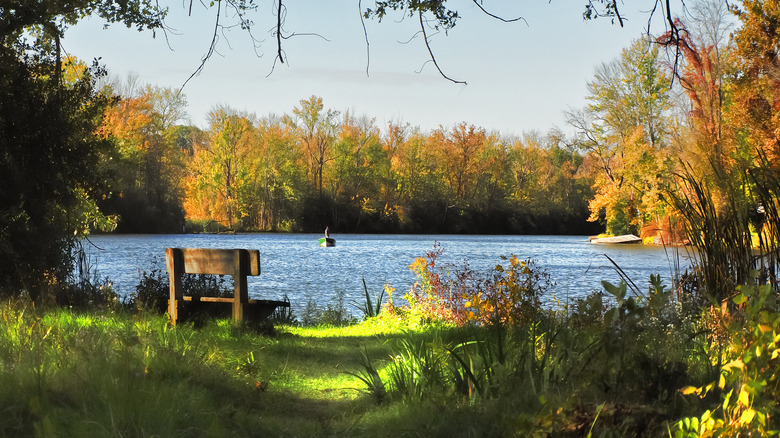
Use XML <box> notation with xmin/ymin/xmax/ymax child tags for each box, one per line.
<box><xmin>668</xmin><ymin>159</ymin><xmax>779</xmax><ymax>302</ymax></box>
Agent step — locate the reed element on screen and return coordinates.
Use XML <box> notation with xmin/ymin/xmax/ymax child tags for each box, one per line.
<box><xmin>352</xmin><ymin>278</ymin><xmax>386</xmax><ymax>320</ymax></box>
<box><xmin>667</xmin><ymin>163</ymin><xmax>758</xmax><ymax>301</ymax></box>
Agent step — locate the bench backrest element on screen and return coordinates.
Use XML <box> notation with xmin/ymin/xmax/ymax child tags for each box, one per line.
<box><xmin>166</xmin><ymin>248</ymin><xmax>260</xmax><ymax>276</ymax></box>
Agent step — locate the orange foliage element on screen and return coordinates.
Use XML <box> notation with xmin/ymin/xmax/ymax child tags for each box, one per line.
<box><xmin>463</xmin><ymin>256</ymin><xmax>546</xmax><ymax>326</ymax></box>
<box><xmin>98</xmin><ymin>95</ymin><xmax>154</xmax><ymax>156</ymax></box>
<box><xmin>430</xmin><ymin>122</ymin><xmax>486</xmax><ymax>200</ymax></box>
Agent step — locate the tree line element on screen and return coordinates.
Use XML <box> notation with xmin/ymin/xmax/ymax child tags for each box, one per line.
<box><xmin>99</xmin><ymin>91</ymin><xmax>599</xmax><ymax>235</ymax></box>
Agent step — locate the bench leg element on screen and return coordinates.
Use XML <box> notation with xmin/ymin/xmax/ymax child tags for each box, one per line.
<box><xmin>166</xmin><ymin>248</ymin><xmax>184</xmax><ymax>326</ymax></box>
<box><xmin>168</xmin><ymin>299</ymin><xmax>178</xmax><ymax>325</ymax></box>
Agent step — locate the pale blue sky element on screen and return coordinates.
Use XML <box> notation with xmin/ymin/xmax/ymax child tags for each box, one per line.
<box><xmin>63</xmin><ymin>1</ymin><xmax>672</xmax><ymax>136</ymax></box>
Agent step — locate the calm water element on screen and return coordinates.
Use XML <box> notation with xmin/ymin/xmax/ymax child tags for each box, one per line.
<box><xmin>81</xmin><ymin>234</ymin><xmax>694</xmax><ymax>312</ymax></box>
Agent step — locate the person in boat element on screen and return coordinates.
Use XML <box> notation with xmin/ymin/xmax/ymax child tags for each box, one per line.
<box><xmin>325</xmin><ymin>226</ymin><xmax>330</xmax><ymax>238</ymax></box>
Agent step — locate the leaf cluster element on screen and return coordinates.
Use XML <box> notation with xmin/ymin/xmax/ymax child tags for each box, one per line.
<box><xmin>674</xmin><ymin>282</ymin><xmax>780</xmax><ymax>436</ymax></box>
<box><xmin>364</xmin><ymin>0</ymin><xmax>459</xmax><ymax>30</ymax></box>
<box><xmin>1</xmin><ymin>0</ymin><xmax>166</xmax><ymax>41</ymax></box>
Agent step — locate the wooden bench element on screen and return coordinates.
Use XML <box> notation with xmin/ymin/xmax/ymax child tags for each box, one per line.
<box><xmin>165</xmin><ymin>248</ymin><xmax>290</xmax><ymax>325</ymax></box>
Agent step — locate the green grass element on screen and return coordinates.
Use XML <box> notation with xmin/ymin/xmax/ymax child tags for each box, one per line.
<box><xmin>0</xmin><ymin>302</ymin><xmax>540</xmax><ymax>437</ymax></box>
<box><xmin>0</xmin><ymin>302</ymin><xmax>419</xmax><ymax>437</ymax></box>
<box><xmin>0</xmin><ymin>289</ymin><xmax>762</xmax><ymax>437</ymax></box>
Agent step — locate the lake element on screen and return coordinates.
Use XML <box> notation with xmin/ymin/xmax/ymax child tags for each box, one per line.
<box><xmin>81</xmin><ymin>234</ymin><xmax>694</xmax><ymax>313</ymax></box>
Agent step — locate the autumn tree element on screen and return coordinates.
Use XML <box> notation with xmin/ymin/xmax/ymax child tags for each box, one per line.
<box><xmin>731</xmin><ymin>0</ymin><xmax>780</xmax><ymax>160</ymax></box>
<box><xmin>657</xmin><ymin>0</ymin><xmax>780</xmax><ymax>294</ymax></box>
<box><xmin>469</xmin><ymin>133</ymin><xmax>510</xmax><ymax>215</ymax></box>
<box><xmin>431</xmin><ymin>123</ymin><xmax>487</xmax><ymax>204</ymax></box>
<box><xmin>568</xmin><ymin>39</ymin><xmax>674</xmax><ymax>236</ymax></box>
<box><xmin>388</xmin><ymin>128</ymin><xmax>449</xmax><ymax>232</ymax></box>
<box><xmin>540</xmin><ymin>141</ymin><xmax>595</xmax><ymax>230</ymax></box>
<box><xmin>729</xmin><ymin>0</ymin><xmax>780</xmax><ymax>265</ymax></box>
<box><xmin>657</xmin><ymin>1</ymin><xmax>735</xmax><ymax>180</ymax></box>
<box><xmin>249</xmin><ymin>116</ymin><xmax>308</xmax><ymax>230</ymax></box>
<box><xmin>287</xmin><ymin>96</ymin><xmax>340</xmax><ymax>198</ymax></box>
<box><xmin>99</xmin><ymin>84</ymin><xmax>188</xmax><ymax>232</ymax></box>
<box><xmin>507</xmin><ymin>133</ymin><xmax>547</xmax><ymax>208</ymax></box>
<box><xmin>185</xmin><ymin>107</ymin><xmax>254</xmax><ymax>229</ymax></box>
<box><xmin>330</xmin><ymin>113</ymin><xmax>391</xmax><ymax>230</ymax></box>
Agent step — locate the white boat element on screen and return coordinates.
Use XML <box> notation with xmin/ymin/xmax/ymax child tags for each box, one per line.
<box><xmin>589</xmin><ymin>234</ymin><xmax>642</xmax><ymax>244</ymax></box>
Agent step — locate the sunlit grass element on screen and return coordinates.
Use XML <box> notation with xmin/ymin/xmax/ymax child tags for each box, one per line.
<box><xmin>0</xmin><ymin>291</ymin><xmax>729</xmax><ymax>436</ymax></box>
<box><xmin>0</xmin><ymin>301</ymin><xmax>423</xmax><ymax>436</ymax></box>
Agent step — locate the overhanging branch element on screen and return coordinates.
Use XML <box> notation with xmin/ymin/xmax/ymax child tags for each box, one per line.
<box><xmin>180</xmin><ymin>0</ymin><xmax>221</xmax><ymax>91</ymax></box>
<box><xmin>471</xmin><ymin>0</ymin><xmax>527</xmax><ymax>25</ymax></box>
<box><xmin>419</xmin><ymin>12</ymin><xmax>466</xmax><ymax>85</ymax></box>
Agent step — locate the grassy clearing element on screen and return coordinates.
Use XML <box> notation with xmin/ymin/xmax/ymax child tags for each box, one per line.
<box><xmin>0</xmin><ymin>296</ymin><xmax>704</xmax><ymax>437</ymax></box>
<box><xmin>0</xmin><ymin>302</ymin><xmax>415</xmax><ymax>437</ymax></box>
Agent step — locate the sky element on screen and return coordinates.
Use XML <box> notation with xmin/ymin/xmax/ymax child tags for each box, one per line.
<box><xmin>63</xmin><ymin>0</ymin><xmax>674</xmax><ymax>137</ymax></box>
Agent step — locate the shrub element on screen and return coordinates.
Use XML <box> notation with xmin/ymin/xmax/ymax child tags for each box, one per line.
<box><xmin>399</xmin><ymin>243</ymin><xmax>553</xmax><ymax>328</ymax></box>
<box><xmin>463</xmin><ymin>256</ymin><xmax>552</xmax><ymax>327</ymax></box>
<box><xmin>402</xmin><ymin>243</ymin><xmax>474</xmax><ymax>325</ymax></box>
<box><xmin>299</xmin><ymin>291</ymin><xmax>356</xmax><ymax>327</ymax></box>
<box><xmin>674</xmin><ymin>281</ymin><xmax>780</xmax><ymax>437</ymax></box>
<box><xmin>129</xmin><ymin>269</ymin><xmax>231</xmax><ymax>313</ymax></box>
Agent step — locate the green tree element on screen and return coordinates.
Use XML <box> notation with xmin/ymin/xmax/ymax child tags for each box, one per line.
<box><xmin>0</xmin><ymin>58</ymin><xmax>118</xmax><ymax>297</ymax></box>
<box><xmin>0</xmin><ymin>0</ymin><xmax>164</xmax><ymax>298</ymax></box>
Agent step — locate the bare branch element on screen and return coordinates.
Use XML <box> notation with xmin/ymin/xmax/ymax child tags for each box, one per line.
<box><xmin>276</xmin><ymin>0</ymin><xmax>284</xmax><ymax>65</ymax></box>
<box><xmin>471</xmin><ymin>0</ymin><xmax>528</xmax><ymax>25</ymax></box>
<box><xmin>414</xmin><ymin>59</ymin><xmax>433</xmax><ymax>74</ymax></box>
<box><xmin>154</xmin><ymin>0</ymin><xmax>175</xmax><ymax>50</ymax></box>
<box><xmin>651</xmin><ymin>0</ymin><xmax>685</xmax><ymax>86</ymax></box>
<box><xmin>418</xmin><ymin>11</ymin><xmax>466</xmax><ymax>85</ymax></box>
<box><xmin>280</xmin><ymin>32</ymin><xmax>330</xmax><ymax>42</ymax></box>
<box><xmin>180</xmin><ymin>0</ymin><xmax>221</xmax><ymax>92</ymax></box>
<box><xmin>584</xmin><ymin>0</ymin><xmax>626</xmax><ymax>26</ymax></box>
<box><xmin>647</xmin><ymin>0</ymin><xmax>660</xmax><ymax>33</ymax></box>
<box><xmin>359</xmin><ymin>0</ymin><xmax>370</xmax><ymax>77</ymax></box>
<box><xmin>224</xmin><ymin>0</ymin><xmax>264</xmax><ymax>58</ymax></box>
<box><xmin>398</xmin><ymin>30</ymin><xmax>425</xmax><ymax>45</ymax></box>
<box><xmin>612</xmin><ymin>0</ymin><xmax>625</xmax><ymax>27</ymax></box>
<box><xmin>267</xmin><ymin>0</ymin><xmax>329</xmax><ymax>77</ymax></box>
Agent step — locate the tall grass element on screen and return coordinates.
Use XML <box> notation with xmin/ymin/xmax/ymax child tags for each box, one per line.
<box><xmin>749</xmin><ymin>150</ymin><xmax>780</xmax><ymax>288</ymax></box>
<box><xmin>667</xmin><ymin>158</ymin><xmax>780</xmax><ymax>302</ymax></box>
<box><xmin>667</xmin><ymin>163</ymin><xmax>756</xmax><ymax>301</ymax></box>
<box><xmin>0</xmin><ymin>269</ymin><xmax>734</xmax><ymax>436</ymax></box>
<box><xmin>346</xmin><ymin>265</ymin><xmax>710</xmax><ymax>436</ymax></box>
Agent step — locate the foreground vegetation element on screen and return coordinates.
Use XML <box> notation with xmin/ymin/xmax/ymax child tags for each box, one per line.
<box><xmin>1</xmin><ymin>244</ymin><xmax>778</xmax><ymax>437</ymax></box>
